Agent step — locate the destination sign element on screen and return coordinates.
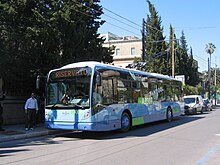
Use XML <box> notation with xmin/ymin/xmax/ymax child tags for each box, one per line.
<box><xmin>50</xmin><ymin>68</ymin><xmax>92</xmax><ymax>79</ymax></box>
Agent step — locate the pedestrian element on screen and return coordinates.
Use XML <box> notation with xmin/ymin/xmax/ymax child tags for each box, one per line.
<box><xmin>24</xmin><ymin>93</ymin><xmax>38</xmax><ymax>130</ymax></box>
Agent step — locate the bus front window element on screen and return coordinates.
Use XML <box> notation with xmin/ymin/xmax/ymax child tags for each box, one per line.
<box><xmin>46</xmin><ymin>76</ymin><xmax>90</xmax><ymax>108</ymax></box>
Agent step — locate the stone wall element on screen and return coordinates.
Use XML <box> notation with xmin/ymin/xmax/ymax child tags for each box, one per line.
<box><xmin>1</xmin><ymin>96</ymin><xmax>26</xmax><ymax>125</ymax></box>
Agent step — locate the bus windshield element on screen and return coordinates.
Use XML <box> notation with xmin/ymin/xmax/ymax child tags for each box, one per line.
<box><xmin>46</xmin><ymin>68</ymin><xmax>91</xmax><ymax>109</ymax></box>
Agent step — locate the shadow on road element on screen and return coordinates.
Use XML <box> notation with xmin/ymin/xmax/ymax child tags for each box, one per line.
<box><xmin>0</xmin><ymin>110</ymin><xmax>216</xmax><ymax>157</ymax></box>
<box><xmin>57</xmin><ymin>114</ymin><xmax>206</xmax><ymax>140</ymax></box>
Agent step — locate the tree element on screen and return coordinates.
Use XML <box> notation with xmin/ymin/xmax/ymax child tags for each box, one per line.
<box><xmin>0</xmin><ymin>0</ymin><xmax>113</xmax><ymax>95</ymax></box>
<box><xmin>187</xmin><ymin>47</ymin><xmax>200</xmax><ymax>86</ymax></box>
<box><xmin>205</xmin><ymin>43</ymin><xmax>216</xmax><ymax>99</ymax></box>
<box><xmin>205</xmin><ymin>43</ymin><xmax>216</xmax><ymax>64</ymax></box>
<box><xmin>144</xmin><ymin>0</ymin><xmax>167</xmax><ymax>74</ymax></box>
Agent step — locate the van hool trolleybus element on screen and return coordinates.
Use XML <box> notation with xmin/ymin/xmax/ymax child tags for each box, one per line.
<box><xmin>45</xmin><ymin>61</ymin><xmax>184</xmax><ymax>132</ymax></box>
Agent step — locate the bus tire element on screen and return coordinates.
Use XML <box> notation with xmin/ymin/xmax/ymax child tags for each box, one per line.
<box><xmin>121</xmin><ymin>112</ymin><xmax>131</xmax><ymax>132</ymax></box>
<box><xmin>166</xmin><ymin>107</ymin><xmax>173</xmax><ymax>122</ymax></box>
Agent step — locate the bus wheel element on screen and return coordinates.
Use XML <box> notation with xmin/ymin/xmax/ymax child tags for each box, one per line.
<box><xmin>121</xmin><ymin>112</ymin><xmax>131</xmax><ymax>132</ymax></box>
<box><xmin>166</xmin><ymin>108</ymin><xmax>173</xmax><ymax>122</ymax></box>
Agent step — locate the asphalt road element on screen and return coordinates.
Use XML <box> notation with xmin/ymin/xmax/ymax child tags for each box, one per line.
<box><xmin>1</xmin><ymin>107</ymin><xmax>220</xmax><ymax>165</ymax></box>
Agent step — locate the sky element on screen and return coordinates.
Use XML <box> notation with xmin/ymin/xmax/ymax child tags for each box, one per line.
<box><xmin>98</xmin><ymin>0</ymin><xmax>220</xmax><ymax>72</ymax></box>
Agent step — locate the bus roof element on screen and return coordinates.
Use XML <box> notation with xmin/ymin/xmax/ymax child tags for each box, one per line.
<box><xmin>51</xmin><ymin>61</ymin><xmax>181</xmax><ymax>82</ymax></box>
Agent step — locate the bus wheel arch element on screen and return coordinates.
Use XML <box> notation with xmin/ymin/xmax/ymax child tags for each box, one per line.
<box><xmin>120</xmin><ymin>110</ymin><xmax>132</xmax><ymax>132</ymax></box>
<box><xmin>166</xmin><ymin>106</ymin><xmax>173</xmax><ymax>122</ymax></box>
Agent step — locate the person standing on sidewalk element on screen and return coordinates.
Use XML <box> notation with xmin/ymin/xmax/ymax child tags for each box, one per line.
<box><xmin>24</xmin><ymin>93</ymin><xmax>38</xmax><ymax>130</ymax></box>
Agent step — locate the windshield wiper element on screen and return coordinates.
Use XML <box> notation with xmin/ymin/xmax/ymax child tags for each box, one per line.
<box><xmin>46</xmin><ymin>103</ymin><xmax>89</xmax><ymax>109</ymax></box>
<box><xmin>71</xmin><ymin>103</ymin><xmax>89</xmax><ymax>109</ymax></box>
<box><xmin>46</xmin><ymin>103</ymin><xmax>59</xmax><ymax>108</ymax></box>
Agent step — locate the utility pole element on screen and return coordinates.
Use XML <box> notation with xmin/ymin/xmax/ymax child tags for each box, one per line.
<box><xmin>208</xmin><ymin>58</ymin><xmax>211</xmax><ymax>99</ymax></box>
<box><xmin>171</xmin><ymin>28</ymin><xmax>175</xmax><ymax>78</ymax></box>
<box><xmin>142</xmin><ymin>18</ymin><xmax>145</xmax><ymax>62</ymax></box>
<box><xmin>214</xmin><ymin>56</ymin><xmax>217</xmax><ymax>105</ymax></box>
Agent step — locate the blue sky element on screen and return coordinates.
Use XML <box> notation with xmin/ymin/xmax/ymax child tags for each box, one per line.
<box><xmin>98</xmin><ymin>0</ymin><xmax>220</xmax><ymax>72</ymax></box>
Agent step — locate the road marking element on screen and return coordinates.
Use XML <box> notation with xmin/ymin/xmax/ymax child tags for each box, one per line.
<box><xmin>196</xmin><ymin>144</ymin><xmax>220</xmax><ymax>165</ymax></box>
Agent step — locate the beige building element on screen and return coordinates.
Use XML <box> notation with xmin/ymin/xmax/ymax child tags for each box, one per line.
<box><xmin>101</xmin><ymin>32</ymin><xmax>142</xmax><ymax>67</ymax></box>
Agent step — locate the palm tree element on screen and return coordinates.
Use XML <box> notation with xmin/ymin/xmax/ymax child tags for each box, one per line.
<box><xmin>205</xmin><ymin>43</ymin><xmax>216</xmax><ymax>99</ymax></box>
<box><xmin>206</xmin><ymin>43</ymin><xmax>216</xmax><ymax>67</ymax></box>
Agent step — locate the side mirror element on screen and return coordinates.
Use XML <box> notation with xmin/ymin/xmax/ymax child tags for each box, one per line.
<box><xmin>36</xmin><ymin>75</ymin><xmax>40</xmax><ymax>90</ymax></box>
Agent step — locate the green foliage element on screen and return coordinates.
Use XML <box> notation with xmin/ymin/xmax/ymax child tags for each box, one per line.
<box><xmin>144</xmin><ymin>1</ymin><xmax>201</xmax><ymax>87</ymax></box>
<box><xmin>144</xmin><ymin>0</ymin><xmax>167</xmax><ymax>74</ymax></box>
<box><xmin>183</xmin><ymin>84</ymin><xmax>197</xmax><ymax>95</ymax></box>
<box><xmin>205</xmin><ymin>43</ymin><xmax>216</xmax><ymax>56</ymax></box>
<box><xmin>0</xmin><ymin>0</ymin><xmax>113</xmax><ymax>95</ymax></box>
<box><xmin>202</xmin><ymin>68</ymin><xmax>220</xmax><ymax>98</ymax></box>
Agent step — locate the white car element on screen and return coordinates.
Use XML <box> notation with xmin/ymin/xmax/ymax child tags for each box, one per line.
<box><xmin>203</xmin><ymin>98</ymin><xmax>213</xmax><ymax>111</ymax></box>
<box><xmin>184</xmin><ymin>95</ymin><xmax>204</xmax><ymax>115</ymax></box>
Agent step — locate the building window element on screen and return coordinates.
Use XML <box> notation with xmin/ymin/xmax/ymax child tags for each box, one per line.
<box><xmin>131</xmin><ymin>47</ymin><xmax>135</xmax><ymax>55</ymax></box>
<box><xmin>115</xmin><ymin>48</ymin><xmax>120</xmax><ymax>56</ymax></box>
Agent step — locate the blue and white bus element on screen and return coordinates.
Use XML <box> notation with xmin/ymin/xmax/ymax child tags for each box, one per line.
<box><xmin>45</xmin><ymin>61</ymin><xmax>184</xmax><ymax>132</ymax></box>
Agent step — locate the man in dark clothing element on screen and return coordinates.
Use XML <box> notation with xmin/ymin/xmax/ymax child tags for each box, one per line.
<box><xmin>24</xmin><ymin>93</ymin><xmax>38</xmax><ymax>130</ymax></box>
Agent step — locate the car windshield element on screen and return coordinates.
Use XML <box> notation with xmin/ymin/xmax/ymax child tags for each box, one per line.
<box><xmin>184</xmin><ymin>98</ymin><xmax>195</xmax><ymax>104</ymax></box>
<box><xmin>203</xmin><ymin>99</ymin><xmax>209</xmax><ymax>104</ymax></box>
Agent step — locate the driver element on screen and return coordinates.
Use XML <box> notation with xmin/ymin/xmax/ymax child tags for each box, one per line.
<box><xmin>73</xmin><ymin>88</ymin><xmax>85</xmax><ymax>98</ymax></box>
<box><xmin>61</xmin><ymin>90</ymin><xmax>72</xmax><ymax>104</ymax></box>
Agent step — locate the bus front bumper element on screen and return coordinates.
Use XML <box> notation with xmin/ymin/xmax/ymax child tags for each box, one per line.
<box><xmin>45</xmin><ymin>120</ymin><xmax>119</xmax><ymax>131</ymax></box>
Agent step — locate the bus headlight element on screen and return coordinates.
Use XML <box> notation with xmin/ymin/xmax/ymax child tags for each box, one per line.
<box><xmin>45</xmin><ymin>111</ymin><xmax>52</xmax><ymax>120</ymax></box>
<box><xmin>82</xmin><ymin>110</ymin><xmax>90</xmax><ymax>120</ymax></box>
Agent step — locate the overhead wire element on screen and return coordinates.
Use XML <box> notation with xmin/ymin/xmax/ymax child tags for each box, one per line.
<box><xmin>102</xmin><ymin>7</ymin><xmax>141</xmax><ymax>28</ymax></box>
<box><xmin>72</xmin><ymin>1</ymin><xmax>142</xmax><ymax>36</ymax></box>
<box><xmin>71</xmin><ymin>1</ymin><xmax>213</xmax><ymax>70</ymax></box>
<box><xmin>103</xmin><ymin>7</ymin><xmax>163</xmax><ymax>34</ymax></box>
<box><xmin>105</xmin><ymin>22</ymin><xmax>140</xmax><ymax>36</ymax></box>
<box><xmin>72</xmin><ymin>1</ymin><xmax>166</xmax><ymax>41</ymax></box>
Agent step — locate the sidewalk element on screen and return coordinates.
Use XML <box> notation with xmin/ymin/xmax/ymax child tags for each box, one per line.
<box><xmin>1</xmin><ymin>105</ymin><xmax>219</xmax><ymax>143</ymax></box>
<box><xmin>0</xmin><ymin>123</ymin><xmax>63</xmax><ymax>143</ymax></box>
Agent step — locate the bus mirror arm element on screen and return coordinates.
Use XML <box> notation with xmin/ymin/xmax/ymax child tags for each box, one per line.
<box><xmin>36</xmin><ymin>75</ymin><xmax>47</xmax><ymax>90</ymax></box>
<box><xmin>36</xmin><ymin>75</ymin><xmax>40</xmax><ymax>90</ymax></box>
<box><xmin>96</xmin><ymin>103</ymin><xmax>106</xmax><ymax>108</ymax></box>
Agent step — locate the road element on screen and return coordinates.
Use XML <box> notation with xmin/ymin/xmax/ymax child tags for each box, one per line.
<box><xmin>1</xmin><ymin>108</ymin><xmax>220</xmax><ymax>165</ymax></box>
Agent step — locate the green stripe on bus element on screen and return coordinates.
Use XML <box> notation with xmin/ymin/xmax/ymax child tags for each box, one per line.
<box><xmin>173</xmin><ymin>108</ymin><xmax>179</xmax><ymax>113</ymax></box>
<box><xmin>132</xmin><ymin>117</ymin><xmax>144</xmax><ymax>126</ymax></box>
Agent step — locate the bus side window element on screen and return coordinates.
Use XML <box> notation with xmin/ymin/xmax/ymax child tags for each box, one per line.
<box><xmin>117</xmin><ymin>78</ymin><xmax>132</xmax><ymax>103</ymax></box>
<box><xmin>173</xmin><ymin>87</ymin><xmax>181</xmax><ymax>101</ymax></box>
<box><xmin>132</xmin><ymin>81</ymin><xmax>141</xmax><ymax>103</ymax></box>
<box><xmin>158</xmin><ymin>84</ymin><xmax>165</xmax><ymax>101</ymax></box>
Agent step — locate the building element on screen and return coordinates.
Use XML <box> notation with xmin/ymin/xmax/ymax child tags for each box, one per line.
<box><xmin>101</xmin><ymin>32</ymin><xmax>142</xmax><ymax>67</ymax></box>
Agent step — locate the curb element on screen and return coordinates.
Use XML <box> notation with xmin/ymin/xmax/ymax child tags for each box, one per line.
<box><xmin>0</xmin><ymin>129</ymin><xmax>62</xmax><ymax>143</ymax></box>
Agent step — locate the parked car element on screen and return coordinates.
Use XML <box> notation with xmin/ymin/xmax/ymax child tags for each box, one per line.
<box><xmin>184</xmin><ymin>95</ymin><xmax>204</xmax><ymax>115</ymax></box>
<box><xmin>203</xmin><ymin>98</ymin><xmax>212</xmax><ymax>111</ymax></box>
